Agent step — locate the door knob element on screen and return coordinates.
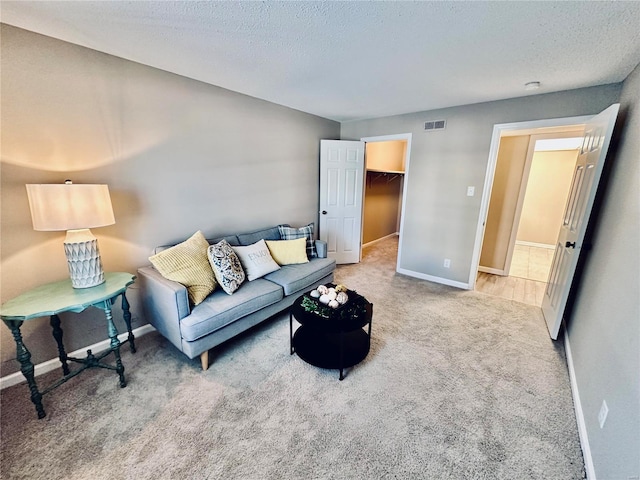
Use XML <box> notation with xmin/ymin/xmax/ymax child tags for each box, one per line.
<box><xmin>565</xmin><ymin>241</ymin><xmax>576</xmax><ymax>249</ymax></box>
<box><xmin>321</xmin><ymin>210</ymin><xmax>327</xmax><ymax>215</ymax></box>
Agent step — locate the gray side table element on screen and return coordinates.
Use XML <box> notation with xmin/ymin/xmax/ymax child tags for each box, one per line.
<box><xmin>1</xmin><ymin>272</ymin><xmax>136</xmax><ymax>419</ymax></box>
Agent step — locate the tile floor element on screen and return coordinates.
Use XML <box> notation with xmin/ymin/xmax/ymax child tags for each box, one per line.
<box><xmin>509</xmin><ymin>244</ymin><xmax>554</xmax><ymax>282</ymax></box>
<box><xmin>475</xmin><ymin>244</ymin><xmax>555</xmax><ymax>307</ymax></box>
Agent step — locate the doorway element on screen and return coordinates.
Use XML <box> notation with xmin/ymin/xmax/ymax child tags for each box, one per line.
<box><xmin>474</xmin><ymin>124</ymin><xmax>587</xmax><ymax>306</ymax></box>
<box><xmin>360</xmin><ymin>133</ymin><xmax>412</xmax><ymax>269</ymax></box>
<box><xmin>471</xmin><ymin>105</ymin><xmax>619</xmax><ymax>338</ymax></box>
<box><xmin>362</xmin><ymin>140</ymin><xmax>406</xmax><ymax>245</ymax></box>
<box><xmin>318</xmin><ymin>134</ymin><xmax>411</xmax><ymax>266</ymax></box>
<box><xmin>510</xmin><ymin>138</ymin><xmax>582</xmax><ymax>282</ymax></box>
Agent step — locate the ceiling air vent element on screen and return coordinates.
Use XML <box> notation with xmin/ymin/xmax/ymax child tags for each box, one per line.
<box><xmin>424</xmin><ymin>120</ymin><xmax>446</xmax><ymax>132</ymax></box>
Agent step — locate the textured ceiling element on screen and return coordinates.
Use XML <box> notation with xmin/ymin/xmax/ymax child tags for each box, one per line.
<box><xmin>2</xmin><ymin>1</ymin><xmax>640</xmax><ymax>122</ymax></box>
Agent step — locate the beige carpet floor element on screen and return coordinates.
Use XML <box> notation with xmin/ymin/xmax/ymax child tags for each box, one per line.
<box><xmin>0</xmin><ymin>236</ymin><xmax>584</xmax><ymax>479</ymax></box>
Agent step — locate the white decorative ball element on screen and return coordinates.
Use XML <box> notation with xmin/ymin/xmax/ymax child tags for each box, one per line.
<box><xmin>327</xmin><ymin>290</ymin><xmax>337</xmax><ymax>301</ymax></box>
<box><xmin>317</xmin><ymin>285</ymin><xmax>329</xmax><ymax>295</ymax></box>
<box><xmin>336</xmin><ymin>292</ymin><xmax>348</xmax><ymax>305</ymax></box>
<box><xmin>328</xmin><ymin>300</ymin><xmax>339</xmax><ymax>309</ymax></box>
<box><xmin>319</xmin><ymin>294</ymin><xmax>331</xmax><ymax>305</ymax></box>
<box><xmin>310</xmin><ymin>290</ymin><xmax>321</xmax><ymax>298</ymax></box>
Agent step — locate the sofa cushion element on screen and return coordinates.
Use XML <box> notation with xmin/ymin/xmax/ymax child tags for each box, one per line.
<box><xmin>264</xmin><ymin>257</ymin><xmax>336</xmax><ymax>296</ymax></box>
<box><xmin>237</xmin><ymin>226</ymin><xmax>281</xmax><ymax>246</ymax></box>
<box><xmin>278</xmin><ymin>223</ymin><xmax>317</xmax><ymax>258</ymax></box>
<box><xmin>265</xmin><ymin>238</ymin><xmax>309</xmax><ymax>265</ymax></box>
<box><xmin>154</xmin><ymin>234</ymin><xmax>240</xmax><ymax>255</ymax></box>
<box><xmin>232</xmin><ymin>239</ymin><xmax>280</xmax><ymax>281</ymax></box>
<box><xmin>180</xmin><ymin>279</ymin><xmax>283</xmax><ymax>342</ymax></box>
<box><xmin>208</xmin><ymin>240</ymin><xmax>246</xmax><ymax>295</ymax></box>
<box><xmin>148</xmin><ymin>230</ymin><xmax>217</xmax><ymax>306</ymax></box>
<box><xmin>208</xmin><ymin>235</ymin><xmax>240</xmax><ymax>247</ymax></box>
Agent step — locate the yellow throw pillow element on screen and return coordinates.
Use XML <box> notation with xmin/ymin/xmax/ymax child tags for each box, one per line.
<box><xmin>265</xmin><ymin>238</ymin><xmax>309</xmax><ymax>265</ymax></box>
<box><xmin>149</xmin><ymin>231</ymin><xmax>216</xmax><ymax>305</ymax></box>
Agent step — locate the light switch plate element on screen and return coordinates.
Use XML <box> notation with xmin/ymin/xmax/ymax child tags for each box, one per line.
<box><xmin>467</xmin><ymin>186</ymin><xmax>475</xmax><ymax>196</ymax></box>
<box><xmin>598</xmin><ymin>400</ymin><xmax>608</xmax><ymax>428</ymax></box>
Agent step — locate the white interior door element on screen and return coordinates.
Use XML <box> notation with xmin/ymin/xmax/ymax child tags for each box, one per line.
<box><xmin>541</xmin><ymin>104</ymin><xmax>619</xmax><ymax>339</ymax></box>
<box><xmin>319</xmin><ymin>140</ymin><xmax>365</xmax><ymax>264</ymax></box>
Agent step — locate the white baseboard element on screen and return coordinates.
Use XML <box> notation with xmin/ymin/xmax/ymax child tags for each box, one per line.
<box><xmin>362</xmin><ymin>232</ymin><xmax>399</xmax><ymax>248</ymax></box>
<box><xmin>515</xmin><ymin>240</ymin><xmax>555</xmax><ymax>250</ymax></box>
<box><xmin>396</xmin><ymin>267</ymin><xmax>470</xmax><ymax>290</ymax></box>
<box><xmin>0</xmin><ymin>324</ymin><xmax>156</xmax><ymax>391</ymax></box>
<box><xmin>564</xmin><ymin>331</ymin><xmax>596</xmax><ymax>480</ymax></box>
<box><xmin>478</xmin><ymin>266</ymin><xmax>506</xmax><ymax>276</ymax></box>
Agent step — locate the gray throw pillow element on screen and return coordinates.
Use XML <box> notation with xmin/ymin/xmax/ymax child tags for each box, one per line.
<box><xmin>207</xmin><ymin>240</ymin><xmax>246</xmax><ymax>295</ymax></box>
<box><xmin>232</xmin><ymin>239</ymin><xmax>280</xmax><ymax>281</ymax></box>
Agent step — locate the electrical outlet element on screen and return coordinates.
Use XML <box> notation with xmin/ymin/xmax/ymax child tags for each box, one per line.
<box><xmin>444</xmin><ymin>258</ymin><xmax>451</xmax><ymax>268</ymax></box>
<box><xmin>467</xmin><ymin>186</ymin><xmax>475</xmax><ymax>197</ymax></box>
<box><xmin>598</xmin><ymin>400</ymin><xmax>608</xmax><ymax>428</ymax></box>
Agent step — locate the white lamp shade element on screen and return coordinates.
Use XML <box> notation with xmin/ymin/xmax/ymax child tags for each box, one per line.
<box><xmin>26</xmin><ymin>184</ymin><xmax>115</xmax><ymax>231</ymax></box>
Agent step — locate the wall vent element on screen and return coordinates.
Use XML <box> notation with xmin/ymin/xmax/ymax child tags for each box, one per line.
<box><xmin>424</xmin><ymin>120</ymin><xmax>446</xmax><ymax>131</ymax></box>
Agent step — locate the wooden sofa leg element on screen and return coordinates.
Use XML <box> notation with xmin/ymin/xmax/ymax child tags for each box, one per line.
<box><xmin>200</xmin><ymin>351</ymin><xmax>209</xmax><ymax>371</ymax></box>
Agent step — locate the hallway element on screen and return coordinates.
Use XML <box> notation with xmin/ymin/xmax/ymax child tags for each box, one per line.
<box><xmin>475</xmin><ymin>244</ymin><xmax>553</xmax><ymax>307</ymax></box>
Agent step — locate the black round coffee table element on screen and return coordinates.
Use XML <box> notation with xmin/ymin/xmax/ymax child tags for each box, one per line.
<box><xmin>290</xmin><ymin>287</ymin><xmax>373</xmax><ymax>380</ymax></box>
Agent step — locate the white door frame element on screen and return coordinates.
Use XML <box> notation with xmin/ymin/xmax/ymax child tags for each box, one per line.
<box><xmin>479</xmin><ymin>130</ymin><xmax>585</xmax><ymax>277</ymax></box>
<box><xmin>360</xmin><ymin>133</ymin><xmax>413</xmax><ymax>271</ymax></box>
<box><xmin>469</xmin><ymin>115</ymin><xmax>592</xmax><ymax>289</ymax></box>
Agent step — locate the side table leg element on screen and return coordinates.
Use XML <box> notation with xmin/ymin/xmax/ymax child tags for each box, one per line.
<box><xmin>50</xmin><ymin>314</ymin><xmax>70</xmax><ymax>375</ymax></box>
<box><xmin>105</xmin><ymin>307</ymin><xmax>127</xmax><ymax>388</ymax></box>
<box><xmin>339</xmin><ymin>331</ymin><xmax>345</xmax><ymax>381</ymax></box>
<box><xmin>121</xmin><ymin>293</ymin><xmax>136</xmax><ymax>353</ymax></box>
<box><xmin>5</xmin><ymin>320</ymin><xmax>46</xmax><ymax>419</ymax></box>
<box><xmin>290</xmin><ymin>312</ymin><xmax>294</xmax><ymax>355</ymax></box>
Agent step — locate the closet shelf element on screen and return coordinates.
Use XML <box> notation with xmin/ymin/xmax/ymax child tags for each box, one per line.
<box><xmin>366</xmin><ymin>168</ymin><xmax>405</xmax><ymax>175</ymax></box>
<box><xmin>366</xmin><ymin>169</ymin><xmax>404</xmax><ymax>183</ymax></box>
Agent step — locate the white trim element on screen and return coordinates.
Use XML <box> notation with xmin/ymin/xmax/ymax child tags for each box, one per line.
<box><xmin>469</xmin><ymin>123</ymin><xmax>502</xmax><ymax>290</ymax></box>
<box><xmin>502</xmin><ymin>135</ymin><xmax>536</xmax><ymax>276</ymax></box>
<box><xmin>515</xmin><ymin>240</ymin><xmax>555</xmax><ymax>250</ymax></box>
<box><xmin>362</xmin><ymin>232</ymin><xmax>399</xmax><ymax>248</ymax></box>
<box><xmin>0</xmin><ymin>324</ymin><xmax>156</xmax><ymax>390</ymax></box>
<box><xmin>360</xmin><ymin>133</ymin><xmax>413</xmax><ymax>143</ymax></box>
<box><xmin>535</xmin><ymin>137</ymin><xmax>583</xmax><ymax>151</ymax></box>
<box><xmin>360</xmin><ymin>133</ymin><xmax>413</xmax><ymax>277</ymax></box>
<box><xmin>478</xmin><ymin>266</ymin><xmax>506</xmax><ymax>276</ymax></box>
<box><xmin>397</xmin><ymin>267</ymin><xmax>470</xmax><ymax>290</ymax></box>
<box><xmin>565</xmin><ymin>331</ymin><xmax>596</xmax><ymax>480</ymax></box>
<box><xmin>469</xmin><ymin>114</ymin><xmax>593</xmax><ymax>290</ymax></box>
<box><xmin>504</xmin><ymin>131</ymin><xmax>584</xmax><ymax>277</ymax></box>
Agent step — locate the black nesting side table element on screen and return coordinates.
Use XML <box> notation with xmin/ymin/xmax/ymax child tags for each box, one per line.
<box><xmin>290</xmin><ymin>288</ymin><xmax>373</xmax><ymax>380</ymax></box>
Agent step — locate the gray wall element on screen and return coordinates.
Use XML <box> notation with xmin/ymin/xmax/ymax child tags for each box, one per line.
<box><xmin>341</xmin><ymin>85</ymin><xmax>621</xmax><ymax>285</ymax></box>
<box><xmin>0</xmin><ymin>25</ymin><xmax>339</xmax><ymax>376</ymax></box>
<box><xmin>341</xmin><ymin>68</ymin><xmax>638</xmax><ymax>479</ymax></box>
<box><xmin>2</xmin><ymin>21</ymin><xmax>637</xmax><ymax>479</ymax></box>
<box><xmin>567</xmin><ymin>62</ymin><xmax>640</xmax><ymax>479</ymax></box>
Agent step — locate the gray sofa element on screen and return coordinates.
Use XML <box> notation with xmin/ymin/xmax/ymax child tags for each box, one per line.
<box><xmin>137</xmin><ymin>225</ymin><xmax>336</xmax><ymax>370</ymax></box>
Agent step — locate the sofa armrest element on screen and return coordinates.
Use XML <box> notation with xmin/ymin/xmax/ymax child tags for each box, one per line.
<box><xmin>137</xmin><ymin>266</ymin><xmax>190</xmax><ymax>352</ymax></box>
<box><xmin>315</xmin><ymin>239</ymin><xmax>328</xmax><ymax>258</ymax></box>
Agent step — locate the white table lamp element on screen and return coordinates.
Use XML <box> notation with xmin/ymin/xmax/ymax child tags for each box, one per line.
<box><xmin>26</xmin><ymin>181</ymin><xmax>115</xmax><ymax>289</ymax></box>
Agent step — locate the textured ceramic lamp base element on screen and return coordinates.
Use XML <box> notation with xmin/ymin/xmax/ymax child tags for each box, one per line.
<box><xmin>64</xmin><ymin>230</ymin><xmax>106</xmax><ymax>289</ymax></box>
